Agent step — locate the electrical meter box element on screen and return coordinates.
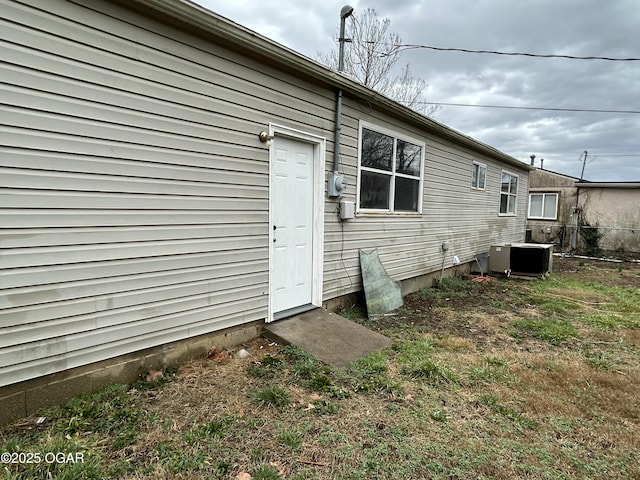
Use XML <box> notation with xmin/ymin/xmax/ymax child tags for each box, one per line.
<box><xmin>328</xmin><ymin>172</ymin><xmax>347</xmax><ymax>197</ymax></box>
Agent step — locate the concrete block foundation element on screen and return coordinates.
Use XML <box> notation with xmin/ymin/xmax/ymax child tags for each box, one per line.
<box><xmin>0</xmin><ymin>321</ymin><xmax>262</xmax><ymax>427</ymax></box>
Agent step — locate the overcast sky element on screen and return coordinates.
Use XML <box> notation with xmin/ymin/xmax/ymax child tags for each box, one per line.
<box><xmin>193</xmin><ymin>0</ymin><xmax>639</xmax><ymax>181</ymax></box>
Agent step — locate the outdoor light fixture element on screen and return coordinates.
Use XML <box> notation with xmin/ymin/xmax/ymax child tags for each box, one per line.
<box><xmin>258</xmin><ymin>131</ymin><xmax>274</xmax><ymax>145</ymax></box>
<box><xmin>340</xmin><ymin>4</ymin><xmax>354</xmax><ymax>18</ymax></box>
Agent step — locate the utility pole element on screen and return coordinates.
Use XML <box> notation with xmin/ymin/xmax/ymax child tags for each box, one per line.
<box><xmin>579</xmin><ymin>150</ymin><xmax>588</xmax><ymax>180</ymax></box>
<box><xmin>571</xmin><ymin>150</ymin><xmax>588</xmax><ymax>251</ymax></box>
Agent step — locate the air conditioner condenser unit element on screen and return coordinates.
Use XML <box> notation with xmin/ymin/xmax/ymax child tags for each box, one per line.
<box><xmin>489</xmin><ymin>243</ymin><xmax>553</xmax><ymax>278</ymax></box>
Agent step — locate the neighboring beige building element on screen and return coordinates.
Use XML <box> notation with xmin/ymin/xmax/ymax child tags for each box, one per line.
<box><xmin>527</xmin><ymin>168</ymin><xmax>640</xmax><ymax>254</ymax></box>
<box><xmin>526</xmin><ymin>168</ymin><xmax>580</xmax><ymax>249</ymax></box>
<box><xmin>575</xmin><ymin>182</ymin><xmax>640</xmax><ymax>253</ymax></box>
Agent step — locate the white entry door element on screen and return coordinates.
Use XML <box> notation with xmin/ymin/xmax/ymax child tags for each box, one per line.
<box><xmin>271</xmin><ymin>136</ymin><xmax>316</xmax><ymax>318</ymax></box>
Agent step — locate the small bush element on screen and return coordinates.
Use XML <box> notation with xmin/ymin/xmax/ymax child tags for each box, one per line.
<box><xmin>580</xmin><ymin>222</ymin><xmax>603</xmax><ymax>257</ymax></box>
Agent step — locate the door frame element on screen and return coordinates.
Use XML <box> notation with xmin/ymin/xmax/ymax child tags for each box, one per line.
<box><xmin>267</xmin><ymin>123</ymin><xmax>326</xmax><ymax>322</ymax></box>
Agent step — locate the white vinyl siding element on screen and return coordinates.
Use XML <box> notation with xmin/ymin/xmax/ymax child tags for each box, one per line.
<box><xmin>1</xmin><ymin>0</ymin><xmax>530</xmax><ymax>389</ymax></box>
<box><xmin>0</xmin><ymin>0</ymin><xmax>334</xmax><ymax>387</ymax></box>
<box><xmin>322</xmin><ymin>106</ymin><xmax>530</xmax><ymax>300</ymax></box>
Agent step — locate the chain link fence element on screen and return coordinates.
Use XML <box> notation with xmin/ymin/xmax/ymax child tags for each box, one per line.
<box><xmin>527</xmin><ymin>224</ymin><xmax>640</xmax><ymax>260</ymax></box>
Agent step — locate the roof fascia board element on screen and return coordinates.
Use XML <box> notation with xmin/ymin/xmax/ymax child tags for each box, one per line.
<box><xmin>576</xmin><ymin>182</ymin><xmax>640</xmax><ymax>188</ymax></box>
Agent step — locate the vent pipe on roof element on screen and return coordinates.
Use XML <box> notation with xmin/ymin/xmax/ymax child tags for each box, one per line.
<box><xmin>329</xmin><ymin>6</ymin><xmax>354</xmax><ymax>198</ymax></box>
<box><xmin>338</xmin><ymin>5</ymin><xmax>354</xmax><ymax>73</ymax></box>
<box><xmin>530</xmin><ymin>154</ymin><xmax>536</xmax><ymax>166</ymax></box>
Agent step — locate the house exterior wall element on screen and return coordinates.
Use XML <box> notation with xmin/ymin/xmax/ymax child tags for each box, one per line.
<box><xmin>323</xmin><ymin>102</ymin><xmax>529</xmax><ymax>300</ymax></box>
<box><xmin>528</xmin><ymin>169</ymin><xmax>640</xmax><ymax>253</ymax></box>
<box><xmin>578</xmin><ymin>187</ymin><xmax>640</xmax><ymax>253</ymax></box>
<box><xmin>1</xmin><ymin>0</ymin><xmax>529</xmax><ymax>419</ymax></box>
<box><xmin>1</xmin><ymin>0</ymin><xmax>333</xmax><ymax>388</ymax></box>
<box><xmin>527</xmin><ymin>168</ymin><xmax>578</xmax><ymax>248</ymax></box>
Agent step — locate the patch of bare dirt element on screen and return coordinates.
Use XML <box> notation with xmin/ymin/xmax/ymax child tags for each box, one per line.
<box><xmin>553</xmin><ymin>256</ymin><xmax>640</xmax><ymax>287</ymax></box>
<box><xmin>373</xmin><ymin>278</ymin><xmax>532</xmax><ymax>349</ymax></box>
<box><xmin>146</xmin><ymin>338</ymin><xmax>278</xmax><ymax>427</ymax></box>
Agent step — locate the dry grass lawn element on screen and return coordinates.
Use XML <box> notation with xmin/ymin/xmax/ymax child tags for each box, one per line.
<box><xmin>2</xmin><ymin>257</ymin><xmax>639</xmax><ymax>479</ymax></box>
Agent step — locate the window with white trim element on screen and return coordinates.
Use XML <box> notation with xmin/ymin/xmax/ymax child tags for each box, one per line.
<box><xmin>528</xmin><ymin>192</ymin><xmax>558</xmax><ymax>220</ymax></box>
<box><xmin>499</xmin><ymin>171</ymin><xmax>518</xmax><ymax>215</ymax></box>
<box><xmin>357</xmin><ymin>124</ymin><xmax>424</xmax><ymax>213</ymax></box>
<box><xmin>471</xmin><ymin>161</ymin><xmax>486</xmax><ymax>190</ymax></box>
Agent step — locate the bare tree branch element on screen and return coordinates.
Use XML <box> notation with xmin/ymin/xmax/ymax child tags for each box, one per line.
<box><xmin>317</xmin><ymin>8</ymin><xmax>440</xmax><ymax>117</ymax></box>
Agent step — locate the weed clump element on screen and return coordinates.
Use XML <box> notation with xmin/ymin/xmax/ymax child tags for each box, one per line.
<box><xmin>343</xmin><ymin>351</ymin><xmax>402</xmax><ymax>395</ymax></box>
<box><xmin>246</xmin><ymin>355</ymin><xmax>285</xmax><ymax>378</ymax></box>
<box><xmin>248</xmin><ymin>386</ymin><xmax>291</xmax><ymax>409</ymax></box>
<box><xmin>253</xmin><ymin>464</ymin><xmax>282</xmax><ymax>480</ymax></box>
<box><xmin>401</xmin><ymin>358</ymin><xmax>459</xmax><ymax>385</ymax></box>
<box><xmin>478</xmin><ymin>393</ymin><xmax>538</xmax><ymax>430</ymax></box>
<box><xmin>511</xmin><ymin>317</ymin><xmax>578</xmax><ymax>345</ymax></box>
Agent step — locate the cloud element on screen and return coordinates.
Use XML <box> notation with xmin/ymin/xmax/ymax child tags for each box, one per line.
<box><xmin>196</xmin><ymin>0</ymin><xmax>640</xmax><ymax>181</ymax></box>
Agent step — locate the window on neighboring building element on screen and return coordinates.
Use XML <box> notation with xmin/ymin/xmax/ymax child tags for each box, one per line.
<box><xmin>471</xmin><ymin>161</ymin><xmax>486</xmax><ymax>190</ymax></box>
<box><xmin>357</xmin><ymin>124</ymin><xmax>424</xmax><ymax>213</ymax></box>
<box><xmin>528</xmin><ymin>192</ymin><xmax>558</xmax><ymax>220</ymax></box>
<box><xmin>499</xmin><ymin>171</ymin><xmax>518</xmax><ymax>215</ymax></box>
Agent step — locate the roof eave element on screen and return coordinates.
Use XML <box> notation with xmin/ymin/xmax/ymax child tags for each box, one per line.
<box><xmin>576</xmin><ymin>182</ymin><xmax>640</xmax><ymax>188</ymax></box>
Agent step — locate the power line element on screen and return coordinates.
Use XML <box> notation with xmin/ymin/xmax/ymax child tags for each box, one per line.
<box><xmin>371</xmin><ymin>43</ymin><xmax>640</xmax><ymax>62</ymax></box>
<box><xmin>591</xmin><ymin>154</ymin><xmax>640</xmax><ymax>158</ymax></box>
<box><xmin>420</xmin><ymin>102</ymin><xmax>640</xmax><ymax>114</ymax></box>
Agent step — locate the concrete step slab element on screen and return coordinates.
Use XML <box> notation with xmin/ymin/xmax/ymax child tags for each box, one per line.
<box><xmin>263</xmin><ymin>309</ymin><xmax>392</xmax><ymax>369</ymax></box>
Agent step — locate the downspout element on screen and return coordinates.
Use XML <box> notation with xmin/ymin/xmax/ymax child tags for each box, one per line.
<box><xmin>328</xmin><ymin>6</ymin><xmax>353</xmax><ymax>198</ymax></box>
<box><xmin>333</xmin><ymin>89</ymin><xmax>344</xmax><ymax>175</ymax></box>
